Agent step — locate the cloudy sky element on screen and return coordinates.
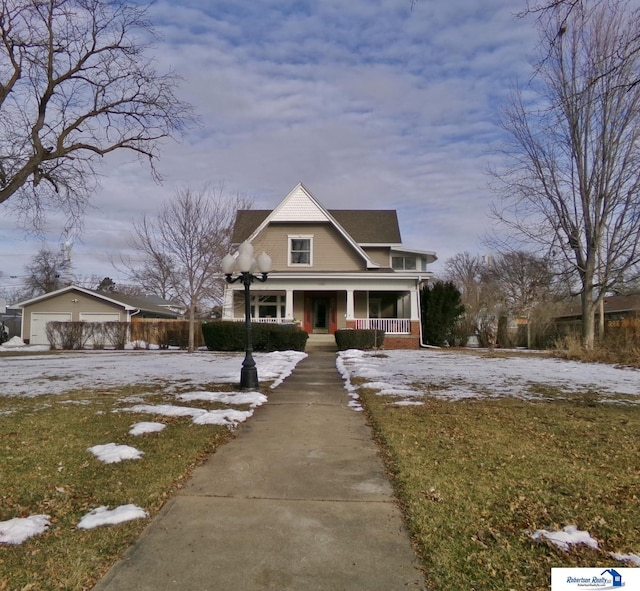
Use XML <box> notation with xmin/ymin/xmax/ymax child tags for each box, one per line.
<box><xmin>0</xmin><ymin>0</ymin><xmax>539</xmax><ymax>294</ymax></box>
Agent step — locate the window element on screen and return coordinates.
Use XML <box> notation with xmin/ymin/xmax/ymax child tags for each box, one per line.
<box><xmin>289</xmin><ymin>236</ymin><xmax>312</xmax><ymax>266</ymax></box>
<box><xmin>249</xmin><ymin>294</ymin><xmax>286</xmax><ymax>320</ymax></box>
<box><xmin>392</xmin><ymin>255</ymin><xmax>417</xmax><ymax>270</ymax></box>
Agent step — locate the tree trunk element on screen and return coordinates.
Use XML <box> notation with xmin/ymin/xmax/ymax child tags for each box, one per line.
<box><xmin>598</xmin><ymin>297</ymin><xmax>605</xmax><ymax>342</ymax></box>
<box><xmin>581</xmin><ymin>286</ymin><xmax>596</xmax><ymax>350</ymax></box>
<box><xmin>188</xmin><ymin>302</ymin><xmax>195</xmax><ymax>353</ymax></box>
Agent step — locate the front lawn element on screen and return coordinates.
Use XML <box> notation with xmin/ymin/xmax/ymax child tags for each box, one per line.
<box><xmin>355</xmin><ymin>352</ymin><xmax>640</xmax><ymax>590</ymax></box>
<box><xmin>0</xmin><ymin>382</ymin><xmax>236</xmax><ymax>590</ymax></box>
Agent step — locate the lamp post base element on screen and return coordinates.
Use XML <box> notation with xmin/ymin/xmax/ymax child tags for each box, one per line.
<box><xmin>240</xmin><ymin>351</ymin><xmax>259</xmax><ymax>390</ymax></box>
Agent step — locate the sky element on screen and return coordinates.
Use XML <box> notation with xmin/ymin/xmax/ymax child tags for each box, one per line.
<box><xmin>0</xmin><ymin>0</ymin><xmax>540</xmax><ymax>296</ymax></box>
<box><xmin>2</xmin><ymin>344</ymin><xmax>640</xmax><ymax>562</ymax></box>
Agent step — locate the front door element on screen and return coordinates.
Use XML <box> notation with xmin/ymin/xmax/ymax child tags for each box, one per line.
<box><xmin>313</xmin><ymin>298</ymin><xmax>329</xmax><ymax>333</ymax></box>
<box><xmin>304</xmin><ymin>294</ymin><xmax>337</xmax><ymax>334</ymax></box>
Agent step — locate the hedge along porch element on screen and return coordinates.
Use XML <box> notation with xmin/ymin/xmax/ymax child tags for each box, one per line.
<box><xmin>222</xmin><ymin>183</ymin><xmax>437</xmax><ymax>349</ymax></box>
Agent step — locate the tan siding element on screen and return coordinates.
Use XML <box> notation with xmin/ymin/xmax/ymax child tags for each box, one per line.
<box><xmin>22</xmin><ymin>292</ymin><xmax>126</xmax><ymax>340</ymax></box>
<box><xmin>362</xmin><ymin>247</ymin><xmax>391</xmax><ymax>267</ymax></box>
<box><xmin>251</xmin><ymin>223</ymin><xmax>364</xmax><ymax>271</ymax></box>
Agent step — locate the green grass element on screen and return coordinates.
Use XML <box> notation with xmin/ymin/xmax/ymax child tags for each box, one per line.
<box><xmin>0</xmin><ymin>384</ymin><xmax>237</xmax><ymax>590</ymax></box>
<box><xmin>361</xmin><ymin>390</ymin><xmax>640</xmax><ymax>591</ymax></box>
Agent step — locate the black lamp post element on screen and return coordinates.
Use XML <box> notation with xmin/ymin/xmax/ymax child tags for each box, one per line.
<box><xmin>221</xmin><ymin>241</ymin><xmax>272</xmax><ymax>389</ymax></box>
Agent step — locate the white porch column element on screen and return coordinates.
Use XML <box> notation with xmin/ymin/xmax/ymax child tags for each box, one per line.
<box><xmin>410</xmin><ymin>286</ymin><xmax>420</xmax><ymax>320</ymax></box>
<box><xmin>285</xmin><ymin>289</ymin><xmax>294</xmax><ymax>320</ymax></box>
<box><xmin>346</xmin><ymin>289</ymin><xmax>355</xmax><ymax>319</ymax></box>
<box><xmin>222</xmin><ymin>285</ymin><xmax>235</xmax><ymax>320</ymax></box>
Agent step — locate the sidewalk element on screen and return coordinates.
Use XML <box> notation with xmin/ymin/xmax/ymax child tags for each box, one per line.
<box><xmin>92</xmin><ymin>350</ymin><xmax>426</xmax><ymax>591</ymax></box>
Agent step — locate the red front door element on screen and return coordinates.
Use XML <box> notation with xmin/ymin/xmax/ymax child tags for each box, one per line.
<box><xmin>304</xmin><ymin>294</ymin><xmax>337</xmax><ymax>334</ymax></box>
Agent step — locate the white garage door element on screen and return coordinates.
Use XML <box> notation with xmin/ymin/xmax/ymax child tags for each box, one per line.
<box><xmin>30</xmin><ymin>312</ymin><xmax>72</xmax><ymax>345</ymax></box>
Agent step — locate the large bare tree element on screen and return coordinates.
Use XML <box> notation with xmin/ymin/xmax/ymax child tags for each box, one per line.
<box><xmin>490</xmin><ymin>0</ymin><xmax>640</xmax><ymax>348</ymax></box>
<box><xmin>0</xmin><ymin>0</ymin><xmax>192</xmax><ymax>229</ymax></box>
<box><xmin>123</xmin><ymin>185</ymin><xmax>252</xmax><ymax>352</ymax></box>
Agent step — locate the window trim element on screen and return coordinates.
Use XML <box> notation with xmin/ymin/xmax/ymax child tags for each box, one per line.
<box><xmin>288</xmin><ymin>235</ymin><xmax>313</xmax><ymax>267</ymax></box>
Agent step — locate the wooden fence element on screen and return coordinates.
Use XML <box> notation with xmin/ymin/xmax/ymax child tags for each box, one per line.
<box><xmin>130</xmin><ymin>318</ymin><xmax>204</xmax><ymax>349</ymax></box>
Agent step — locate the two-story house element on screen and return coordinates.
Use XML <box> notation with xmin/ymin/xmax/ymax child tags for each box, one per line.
<box><xmin>221</xmin><ymin>183</ymin><xmax>436</xmax><ymax>348</ymax></box>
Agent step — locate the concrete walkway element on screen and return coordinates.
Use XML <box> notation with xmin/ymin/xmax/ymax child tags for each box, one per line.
<box><xmin>93</xmin><ymin>349</ymin><xmax>426</xmax><ymax>591</ymax></box>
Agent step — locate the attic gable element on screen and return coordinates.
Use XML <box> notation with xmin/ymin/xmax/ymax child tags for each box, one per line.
<box><xmin>271</xmin><ymin>184</ymin><xmax>330</xmax><ymax>222</ymax></box>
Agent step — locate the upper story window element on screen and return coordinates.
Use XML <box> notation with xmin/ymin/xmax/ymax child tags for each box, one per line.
<box><xmin>392</xmin><ymin>255</ymin><xmax>417</xmax><ymax>270</ymax></box>
<box><xmin>289</xmin><ymin>236</ymin><xmax>313</xmax><ymax>266</ymax></box>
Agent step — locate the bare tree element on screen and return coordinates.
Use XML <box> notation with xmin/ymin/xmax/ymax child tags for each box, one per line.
<box><xmin>24</xmin><ymin>247</ymin><xmax>73</xmax><ymax>296</ymax></box>
<box><xmin>483</xmin><ymin>252</ymin><xmax>554</xmax><ymax>348</ymax></box>
<box><xmin>124</xmin><ymin>185</ymin><xmax>252</xmax><ymax>352</ymax></box>
<box><xmin>0</xmin><ymin>0</ymin><xmax>192</xmax><ymax>230</ymax></box>
<box><xmin>490</xmin><ymin>0</ymin><xmax>640</xmax><ymax>349</ymax></box>
<box><xmin>444</xmin><ymin>252</ymin><xmax>501</xmax><ymax>347</ymax></box>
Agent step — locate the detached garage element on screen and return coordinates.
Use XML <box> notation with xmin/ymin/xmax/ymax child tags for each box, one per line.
<box><xmin>15</xmin><ymin>286</ymin><xmax>182</xmax><ymax>345</ymax></box>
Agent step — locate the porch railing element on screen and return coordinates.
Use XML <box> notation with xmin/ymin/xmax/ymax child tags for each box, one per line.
<box><xmin>353</xmin><ymin>318</ymin><xmax>411</xmax><ymax>334</ymax></box>
<box><xmin>228</xmin><ymin>317</ymin><xmax>295</xmax><ymax>324</ymax></box>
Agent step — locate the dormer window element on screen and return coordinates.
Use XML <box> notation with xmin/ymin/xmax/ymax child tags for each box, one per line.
<box><xmin>289</xmin><ymin>235</ymin><xmax>313</xmax><ymax>266</ymax></box>
<box><xmin>392</xmin><ymin>255</ymin><xmax>417</xmax><ymax>270</ymax></box>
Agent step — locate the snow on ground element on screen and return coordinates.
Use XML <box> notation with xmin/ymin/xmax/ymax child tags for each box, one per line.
<box><xmin>531</xmin><ymin>525</ymin><xmax>599</xmax><ymax>551</ymax></box>
<box><xmin>177</xmin><ymin>391</ymin><xmax>268</xmax><ymax>408</ymax></box>
<box><xmin>77</xmin><ymin>505</ymin><xmax>148</xmax><ymax>530</ymax></box>
<box><xmin>129</xmin><ymin>422</ymin><xmax>166</xmax><ymax>436</ymax></box>
<box><xmin>88</xmin><ymin>443</ymin><xmax>144</xmax><ymax>464</ymax></box>
<box><xmin>120</xmin><ymin>404</ymin><xmax>254</xmax><ymax>426</ymax></box>
<box><xmin>337</xmin><ymin>349</ymin><xmax>640</xmax><ymax>406</ymax></box>
<box><xmin>0</xmin><ymin>515</ymin><xmax>50</xmax><ymax>545</ymax></box>
<box><xmin>0</xmin><ymin>348</ymin><xmax>307</xmax><ymax>398</ymax></box>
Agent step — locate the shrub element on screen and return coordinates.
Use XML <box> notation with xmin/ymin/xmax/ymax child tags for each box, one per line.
<box><xmin>202</xmin><ymin>321</ymin><xmax>308</xmax><ymax>352</ymax></box>
<box><xmin>46</xmin><ymin>321</ymin><xmax>93</xmax><ymax>350</ymax></box>
<box><xmin>334</xmin><ymin>329</ymin><xmax>385</xmax><ymax>350</ymax></box>
<box><xmin>102</xmin><ymin>322</ymin><xmax>130</xmax><ymax>350</ymax></box>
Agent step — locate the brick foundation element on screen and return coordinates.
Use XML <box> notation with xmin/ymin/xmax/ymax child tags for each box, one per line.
<box><xmin>342</xmin><ymin>320</ymin><xmax>422</xmax><ymax>349</ymax></box>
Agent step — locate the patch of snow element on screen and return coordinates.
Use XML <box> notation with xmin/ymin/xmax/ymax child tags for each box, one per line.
<box><xmin>610</xmin><ymin>552</ymin><xmax>640</xmax><ymax>566</ymax></box>
<box><xmin>77</xmin><ymin>505</ymin><xmax>148</xmax><ymax>529</ymax></box>
<box><xmin>177</xmin><ymin>391</ymin><xmax>268</xmax><ymax>408</ymax></box>
<box><xmin>0</xmin><ymin>336</ymin><xmax>25</xmax><ymax>348</ymax></box>
<box><xmin>88</xmin><ymin>443</ymin><xmax>144</xmax><ymax>464</ymax></box>
<box><xmin>0</xmin><ymin>515</ymin><xmax>50</xmax><ymax>545</ymax></box>
<box><xmin>129</xmin><ymin>422</ymin><xmax>166</xmax><ymax>436</ymax></box>
<box><xmin>531</xmin><ymin>525</ymin><xmax>599</xmax><ymax>551</ymax></box>
<box><xmin>192</xmin><ymin>408</ymin><xmax>253</xmax><ymax>426</ymax></box>
<box><xmin>121</xmin><ymin>404</ymin><xmax>253</xmax><ymax>427</ymax></box>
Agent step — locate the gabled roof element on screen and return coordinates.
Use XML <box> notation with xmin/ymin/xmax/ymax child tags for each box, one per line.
<box><xmin>232</xmin><ymin>183</ymin><xmax>410</xmax><ymax>268</ymax></box>
<box><xmin>14</xmin><ymin>286</ymin><xmax>180</xmax><ymax>317</ymax></box>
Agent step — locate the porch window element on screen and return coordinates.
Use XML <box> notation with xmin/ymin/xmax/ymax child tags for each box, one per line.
<box><xmin>392</xmin><ymin>255</ymin><xmax>417</xmax><ymax>270</ymax></box>
<box><xmin>255</xmin><ymin>295</ymin><xmax>285</xmax><ymax>319</ymax></box>
<box><xmin>289</xmin><ymin>236</ymin><xmax>313</xmax><ymax>266</ymax></box>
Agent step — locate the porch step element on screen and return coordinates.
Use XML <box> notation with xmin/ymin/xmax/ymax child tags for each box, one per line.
<box><xmin>306</xmin><ymin>333</ymin><xmax>337</xmax><ymax>352</ymax></box>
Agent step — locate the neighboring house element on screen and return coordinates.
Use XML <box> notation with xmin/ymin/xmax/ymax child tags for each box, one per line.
<box><xmin>556</xmin><ymin>294</ymin><xmax>640</xmax><ymax>323</ymax></box>
<box><xmin>14</xmin><ymin>285</ymin><xmax>182</xmax><ymax>345</ymax></box>
<box><xmin>222</xmin><ymin>183</ymin><xmax>437</xmax><ymax>348</ymax></box>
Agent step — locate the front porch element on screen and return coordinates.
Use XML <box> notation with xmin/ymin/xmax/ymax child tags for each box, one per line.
<box><xmin>221</xmin><ymin>285</ymin><xmax>423</xmax><ymax>347</ymax></box>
